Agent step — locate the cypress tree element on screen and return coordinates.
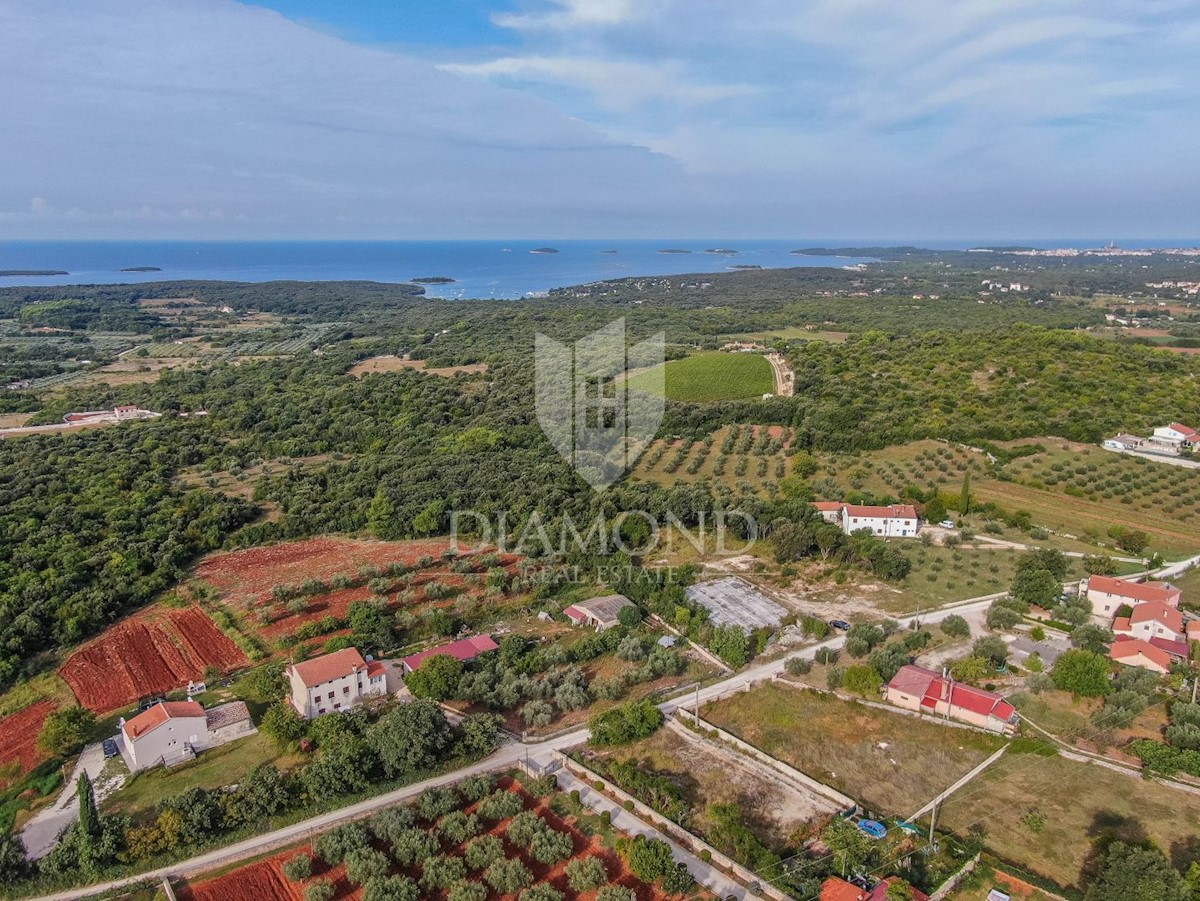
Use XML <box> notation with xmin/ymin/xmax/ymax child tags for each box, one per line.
<box><xmin>960</xmin><ymin>471</ymin><xmax>971</xmax><ymax>514</ymax></box>
<box><xmin>77</xmin><ymin>771</ymin><xmax>99</xmax><ymax>840</ymax></box>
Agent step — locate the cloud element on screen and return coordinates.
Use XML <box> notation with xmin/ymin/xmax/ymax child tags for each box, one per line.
<box><xmin>493</xmin><ymin>0</ymin><xmax>639</xmax><ymax>31</ymax></box>
<box><xmin>0</xmin><ymin>0</ymin><xmax>686</xmax><ymax>238</ymax></box>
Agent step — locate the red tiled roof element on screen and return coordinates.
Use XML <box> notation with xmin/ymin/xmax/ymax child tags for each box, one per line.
<box><xmin>888</xmin><ymin>665</ymin><xmax>1015</xmax><ymax>722</ymax></box>
<box><xmin>1169</xmin><ymin>423</ymin><xmax>1198</xmax><ymax>439</ymax></box>
<box><xmin>1113</xmin><ymin>616</ymin><xmax>1132</xmax><ymax>633</ymax></box>
<box><xmin>563</xmin><ymin>605</ymin><xmax>586</xmax><ymax>621</ymax></box>
<box><xmin>844</xmin><ymin>504</ymin><xmax>918</xmax><ymax>520</ymax></box>
<box><xmin>1188</xmin><ymin>622</ymin><xmax>1200</xmax><ymax>641</ymax></box>
<box><xmin>1129</xmin><ymin>600</ymin><xmax>1184</xmax><ymax>634</ymax></box>
<box><xmin>1149</xmin><ymin>637</ymin><xmax>1190</xmax><ymax>659</ymax></box>
<box><xmin>1087</xmin><ymin>575</ymin><xmax>1181</xmax><ymax>606</ymax></box>
<box><xmin>288</xmin><ymin>647</ymin><xmax>367</xmax><ymax>688</ymax></box>
<box><xmin>1110</xmin><ymin>638</ymin><xmax>1172</xmax><ymax>671</ymax></box>
<box><xmin>819</xmin><ymin>878</ymin><xmax>868</xmax><ymax>901</ymax></box>
<box><xmin>402</xmin><ymin>634</ymin><xmax>498</xmax><ymax>671</ymax></box>
<box><xmin>122</xmin><ymin>701</ymin><xmax>205</xmax><ymax>741</ymax></box>
<box><xmin>813</xmin><ymin>502</ymin><xmax>844</xmax><ymax>512</ymax></box>
<box><xmin>366</xmin><ymin>661</ymin><xmax>387</xmax><ymax>678</ymax></box>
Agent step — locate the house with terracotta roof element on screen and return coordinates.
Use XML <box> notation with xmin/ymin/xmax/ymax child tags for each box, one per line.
<box><xmin>1112</xmin><ymin>599</ymin><xmax>1185</xmax><ymax>643</ymax></box>
<box><xmin>818</xmin><ymin>877</ymin><xmax>928</xmax><ymax>901</ymax></box>
<box><xmin>813</xmin><ymin>502</ymin><xmax>920</xmax><ymax>537</ymax></box>
<box><xmin>886</xmin><ymin>665</ymin><xmax>1018</xmax><ymax>734</ymax></box>
<box><xmin>400</xmin><ymin>634</ymin><xmax>499</xmax><ymax>675</ymax></box>
<box><xmin>1084</xmin><ymin>575</ymin><xmax>1181</xmax><ymax>618</ymax></box>
<box><xmin>813</xmin><ymin>501</ymin><xmax>844</xmax><ymax>524</ymax></box>
<box><xmin>286</xmin><ymin>647</ymin><xmax>387</xmax><ymax>719</ymax></box>
<box><xmin>563</xmin><ymin>594</ymin><xmax>636</xmax><ymax>630</ymax></box>
<box><xmin>1110</xmin><ymin>638</ymin><xmax>1173</xmax><ymax>674</ymax></box>
<box><xmin>1152</xmin><ymin>423</ymin><xmax>1199</xmax><ymax>449</ymax></box>
<box><xmin>120</xmin><ymin>701</ymin><xmax>208</xmax><ymax>771</ymax></box>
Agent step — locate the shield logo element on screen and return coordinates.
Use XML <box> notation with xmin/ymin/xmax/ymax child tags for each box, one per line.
<box><xmin>536</xmin><ymin>318</ymin><xmax>665</xmax><ymax>491</ymax></box>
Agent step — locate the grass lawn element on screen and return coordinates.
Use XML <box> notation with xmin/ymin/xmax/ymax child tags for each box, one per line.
<box><xmin>627</xmin><ymin>352</ymin><xmax>774</xmax><ymax>402</ymax></box>
<box><xmin>937</xmin><ymin>751</ymin><xmax>1200</xmax><ymax>891</ymax></box>
<box><xmin>103</xmin><ymin>733</ymin><xmax>302</xmax><ymax>820</ymax></box>
<box><xmin>701</xmin><ymin>682</ymin><xmax>1005</xmax><ymax>817</ymax></box>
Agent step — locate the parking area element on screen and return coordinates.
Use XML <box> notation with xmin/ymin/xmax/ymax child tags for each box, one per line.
<box><xmin>686</xmin><ymin>576</ymin><xmax>787</xmax><ymax>631</ymax></box>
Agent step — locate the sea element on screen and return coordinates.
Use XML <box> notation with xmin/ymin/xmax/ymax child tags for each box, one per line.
<box><xmin>0</xmin><ymin>240</ymin><xmax>874</xmax><ymax>299</ymax></box>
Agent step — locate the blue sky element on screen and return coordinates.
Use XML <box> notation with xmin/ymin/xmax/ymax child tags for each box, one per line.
<box><xmin>1</xmin><ymin>0</ymin><xmax>1198</xmax><ymax>240</ymax></box>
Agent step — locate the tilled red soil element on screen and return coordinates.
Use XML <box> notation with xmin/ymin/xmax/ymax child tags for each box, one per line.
<box><xmin>59</xmin><ymin>606</ymin><xmax>247</xmax><ymax>713</ymax></box>
<box><xmin>0</xmin><ymin>700</ymin><xmax>57</xmax><ymax>787</ymax></box>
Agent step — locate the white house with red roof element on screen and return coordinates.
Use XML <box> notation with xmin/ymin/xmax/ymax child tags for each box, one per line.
<box><xmin>120</xmin><ymin>701</ymin><xmax>208</xmax><ymax>771</ymax></box>
<box><xmin>1152</xmin><ymin>423</ymin><xmax>1199</xmax><ymax>449</ymax></box>
<box><xmin>286</xmin><ymin>647</ymin><xmax>387</xmax><ymax>719</ymax></box>
<box><xmin>1113</xmin><ymin>599</ymin><xmax>1185</xmax><ymax>644</ymax></box>
<box><xmin>399</xmin><ymin>634</ymin><xmax>499</xmax><ymax>675</ymax></box>
<box><xmin>1110</xmin><ymin>638</ymin><xmax>1173</xmax><ymax>674</ymax></box>
<box><xmin>886</xmin><ymin>665</ymin><xmax>1018</xmax><ymax>734</ymax></box>
<box><xmin>1084</xmin><ymin>575</ymin><xmax>1182</xmax><ymax>618</ymax></box>
<box><xmin>812</xmin><ymin>501</ymin><xmax>844</xmax><ymax>525</ymax></box>
<box><xmin>841</xmin><ymin>504</ymin><xmax>920</xmax><ymax>538</ymax></box>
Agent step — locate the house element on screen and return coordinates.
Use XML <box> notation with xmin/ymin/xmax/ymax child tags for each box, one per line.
<box><xmin>842</xmin><ymin>504</ymin><xmax>919</xmax><ymax>538</ymax></box>
<box><xmin>119</xmin><ymin>700</ymin><xmax>257</xmax><ymax>772</ymax></box>
<box><xmin>1084</xmin><ymin>575</ymin><xmax>1181</xmax><ymax>617</ymax></box>
<box><xmin>818</xmin><ymin>877</ymin><xmax>928</xmax><ymax>901</ymax></box>
<box><xmin>1110</xmin><ymin>638</ymin><xmax>1173</xmax><ymax>674</ymax></box>
<box><xmin>1103</xmin><ymin>434</ymin><xmax>1144</xmax><ymax>451</ymax></box>
<box><xmin>400</xmin><ymin>634</ymin><xmax>499</xmax><ymax>675</ymax></box>
<box><xmin>120</xmin><ymin>701</ymin><xmax>208</xmax><ymax>771</ymax></box>
<box><xmin>886</xmin><ymin>665</ymin><xmax>1018</xmax><ymax>734</ymax></box>
<box><xmin>813</xmin><ymin>501</ymin><xmax>844</xmax><ymax>524</ymax></box>
<box><xmin>563</xmin><ymin>594</ymin><xmax>636</xmax><ymax>630</ymax></box>
<box><xmin>1152</xmin><ymin>423</ymin><xmax>1199</xmax><ymax>448</ymax></box>
<box><xmin>286</xmin><ymin>647</ymin><xmax>387</xmax><ymax>719</ymax></box>
<box><xmin>1112</xmin><ymin>600</ymin><xmax>1185</xmax><ymax>643</ymax></box>
<box><xmin>113</xmin><ymin>404</ymin><xmax>141</xmax><ymax>421</ymax></box>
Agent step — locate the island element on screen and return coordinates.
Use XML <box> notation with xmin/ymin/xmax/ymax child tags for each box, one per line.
<box><xmin>119</xmin><ymin>266</ymin><xmax>162</xmax><ymax>272</ymax></box>
<box><xmin>728</xmin><ymin>264</ymin><xmax>763</xmax><ymax>270</ymax></box>
<box><xmin>0</xmin><ymin>269</ymin><xmax>68</xmax><ymax>277</ymax></box>
<box><xmin>657</xmin><ymin>248</ymin><xmax>692</xmax><ymax>254</ymax></box>
<box><xmin>599</xmin><ymin>249</ymin><xmax>618</xmax><ymax>254</ymax></box>
<box><xmin>529</xmin><ymin>247</ymin><xmax>559</xmax><ymax>254</ymax></box>
<box><xmin>411</xmin><ymin>276</ymin><xmax>456</xmax><ymax>284</ymax></box>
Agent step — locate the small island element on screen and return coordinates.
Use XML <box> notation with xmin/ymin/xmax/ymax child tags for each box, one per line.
<box><xmin>120</xmin><ymin>266</ymin><xmax>162</xmax><ymax>272</ymax></box>
<box><xmin>411</xmin><ymin>276</ymin><xmax>456</xmax><ymax>284</ymax></box>
<box><xmin>529</xmin><ymin>247</ymin><xmax>559</xmax><ymax>254</ymax></box>
<box><xmin>657</xmin><ymin>248</ymin><xmax>691</xmax><ymax>254</ymax></box>
<box><xmin>706</xmin><ymin>248</ymin><xmax>738</xmax><ymax>255</ymax></box>
<box><xmin>0</xmin><ymin>269</ymin><xmax>68</xmax><ymax>277</ymax></box>
<box><xmin>599</xmin><ymin>249</ymin><xmax>618</xmax><ymax>254</ymax></box>
<box><xmin>728</xmin><ymin>264</ymin><xmax>763</xmax><ymax>270</ymax></box>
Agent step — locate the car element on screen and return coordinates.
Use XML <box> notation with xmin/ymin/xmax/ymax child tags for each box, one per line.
<box><xmin>848</xmin><ymin>875</ymin><xmax>873</xmax><ymax>890</ymax></box>
<box><xmin>939</xmin><ymin>520</ymin><xmax>956</xmax><ymax>528</ymax></box>
<box><xmin>857</xmin><ymin>819</ymin><xmax>887</xmax><ymax>839</ymax></box>
<box><xmin>829</xmin><ymin>619</ymin><xmax>851</xmax><ymax>631</ymax></box>
<box><xmin>101</xmin><ymin>738</ymin><xmax>119</xmax><ymax>759</ymax></box>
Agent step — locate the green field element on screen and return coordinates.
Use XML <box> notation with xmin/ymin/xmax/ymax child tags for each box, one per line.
<box><xmin>626</xmin><ymin>352</ymin><xmax>774</xmax><ymax>402</ymax></box>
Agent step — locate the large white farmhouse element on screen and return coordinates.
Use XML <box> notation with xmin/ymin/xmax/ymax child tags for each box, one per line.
<box><xmin>1083</xmin><ymin>574</ymin><xmax>1181</xmax><ymax>617</ymax></box>
<box><xmin>811</xmin><ymin>502</ymin><xmax>920</xmax><ymax>537</ymax></box>
<box><xmin>1152</xmin><ymin>423</ymin><xmax>1199</xmax><ymax>448</ymax></box>
<box><xmin>286</xmin><ymin>647</ymin><xmax>386</xmax><ymax>719</ymax></box>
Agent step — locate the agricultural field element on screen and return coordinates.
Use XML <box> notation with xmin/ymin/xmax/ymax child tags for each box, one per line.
<box><xmin>937</xmin><ymin>751</ymin><xmax>1200</xmax><ymax>891</ymax></box>
<box><xmin>701</xmin><ymin>682</ymin><xmax>1005</xmax><ymax>818</ymax></box>
<box><xmin>192</xmin><ymin>536</ymin><xmax>524</xmax><ymax>649</ymax></box>
<box><xmin>0</xmin><ymin>700</ymin><xmax>57</xmax><ymax>789</ymax></box>
<box><xmin>721</xmin><ymin>327</ymin><xmax>849</xmax><ymax>344</ymax></box>
<box><xmin>59</xmin><ymin>605</ymin><xmax>248</xmax><ymax>714</ymax></box>
<box><xmin>578</xmin><ymin>719</ymin><xmax>841</xmax><ymax>852</ymax></box>
<box><xmin>625</xmin><ymin>352</ymin><xmax>774</xmax><ymax>402</ymax></box>
<box><xmin>177</xmin><ymin>773</ymin><xmax>698</xmax><ymax>901</ymax></box>
<box><xmin>817</xmin><ymin>439</ymin><xmax>1200</xmax><ymax>554</ymax></box>
<box><xmin>631</xmin><ymin>424</ymin><xmax>793</xmax><ymax>491</ymax></box>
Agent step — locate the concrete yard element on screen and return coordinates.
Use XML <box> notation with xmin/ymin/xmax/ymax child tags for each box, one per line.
<box><xmin>686</xmin><ymin>576</ymin><xmax>787</xmax><ymax>631</ymax></box>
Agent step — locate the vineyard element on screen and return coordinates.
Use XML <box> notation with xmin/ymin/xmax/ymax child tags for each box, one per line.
<box><xmin>631</xmin><ymin>424</ymin><xmax>793</xmax><ymax>491</ymax></box>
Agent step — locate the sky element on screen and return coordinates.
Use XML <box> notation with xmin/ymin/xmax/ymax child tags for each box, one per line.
<box><xmin>1</xmin><ymin>0</ymin><xmax>1198</xmax><ymax>240</ymax></box>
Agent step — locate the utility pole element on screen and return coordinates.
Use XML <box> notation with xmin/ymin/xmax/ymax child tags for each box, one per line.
<box><xmin>694</xmin><ymin>683</ymin><xmax>700</xmax><ymax>720</ymax></box>
<box><xmin>1192</xmin><ymin>676</ymin><xmax>1197</xmax><ymax>705</ymax></box>
<box><xmin>929</xmin><ymin>798</ymin><xmax>938</xmax><ymax>853</ymax></box>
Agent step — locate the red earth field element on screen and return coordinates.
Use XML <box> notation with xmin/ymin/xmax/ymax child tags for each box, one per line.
<box><xmin>0</xmin><ymin>700</ymin><xmax>57</xmax><ymax>787</ymax></box>
<box><xmin>60</xmin><ymin>606</ymin><xmax>248</xmax><ymax>714</ymax></box>
<box><xmin>179</xmin><ymin>778</ymin><xmax>687</xmax><ymax>901</ymax></box>
<box><xmin>194</xmin><ymin>537</ymin><xmax>520</xmax><ymax>644</ymax></box>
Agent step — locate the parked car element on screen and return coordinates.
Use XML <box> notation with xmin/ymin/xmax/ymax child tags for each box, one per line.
<box><xmin>101</xmin><ymin>738</ymin><xmax>119</xmax><ymax>759</ymax></box>
<box><xmin>829</xmin><ymin>619</ymin><xmax>851</xmax><ymax>631</ymax></box>
<box><xmin>939</xmin><ymin>520</ymin><xmax>956</xmax><ymax>528</ymax></box>
<box><xmin>857</xmin><ymin>819</ymin><xmax>887</xmax><ymax>839</ymax></box>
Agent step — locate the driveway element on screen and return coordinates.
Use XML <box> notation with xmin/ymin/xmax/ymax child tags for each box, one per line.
<box><xmin>21</xmin><ymin>743</ymin><xmax>117</xmax><ymax>861</ymax></box>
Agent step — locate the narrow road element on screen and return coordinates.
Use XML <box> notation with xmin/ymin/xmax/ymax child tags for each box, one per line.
<box><xmin>765</xmin><ymin>352</ymin><xmax>793</xmax><ymax>397</ymax></box>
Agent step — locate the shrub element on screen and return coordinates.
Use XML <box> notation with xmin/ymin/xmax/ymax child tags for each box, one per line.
<box><xmin>565</xmin><ymin>856</ymin><xmax>608</xmax><ymax>891</ymax></box>
<box><xmin>588</xmin><ymin>699</ymin><xmax>664</xmax><ymax>747</ymax></box>
<box><xmin>477</xmin><ymin>789</ymin><xmax>525</xmax><ymax>821</ymax></box>
<box><xmin>520</xmin><ymin>886</ymin><xmax>565</xmax><ymax>901</ymax></box>
<box><xmin>464</xmin><ymin>834</ymin><xmax>505</xmax><ymax>870</ymax></box>
<box><xmin>485</xmin><ymin>858</ymin><xmax>533</xmax><ymax>893</ymax></box>
<box><xmin>785</xmin><ymin>657</ymin><xmax>813</xmax><ymax>676</ymax></box>
<box><xmin>314</xmin><ymin>822</ymin><xmax>369</xmax><ymax>865</ymax></box>
<box><xmin>391</xmin><ymin>827</ymin><xmax>441</xmax><ymax>867</ymax></box>
<box><xmin>939</xmin><ymin>614</ymin><xmax>970</xmax><ymax>638</ymax></box>
<box><xmin>439</xmin><ymin>811</ymin><xmax>482</xmax><ymax>845</ymax></box>
<box><xmin>625</xmin><ymin>834</ymin><xmax>674</xmax><ymax>882</ymax></box>
<box><xmin>363</xmin><ymin>875</ymin><xmax>420</xmax><ymax>901</ymax></box>
<box><xmin>345</xmin><ymin>848</ymin><xmax>391</xmax><ymax>886</ymax></box>
<box><xmin>529</xmin><ymin>828</ymin><xmax>574</xmax><ymax>864</ymax></box>
<box><xmin>1052</xmin><ymin>649</ymin><xmax>1112</xmax><ymax>698</ymax></box>
<box><xmin>420</xmin><ymin>854</ymin><xmax>468</xmax><ymax>891</ymax></box>
<box><xmin>506</xmin><ymin>811</ymin><xmax>548</xmax><ymax>846</ymax></box>
<box><xmin>282</xmin><ymin>853</ymin><xmax>313</xmax><ymax>882</ymax></box>
<box><xmin>305</xmin><ymin>881</ymin><xmax>336</xmax><ymax>901</ymax></box>
<box><xmin>446</xmin><ymin>883</ymin><xmax>487</xmax><ymax>901</ymax></box>
<box><xmin>843</xmin><ymin>665</ymin><xmax>883</xmax><ymax>697</ymax></box>
<box><xmin>418</xmin><ymin>786</ymin><xmax>460</xmax><ymax>821</ymax></box>
<box><xmin>596</xmin><ymin>889</ymin><xmax>635</xmax><ymax>901</ymax></box>
<box><xmin>369</xmin><ymin>806</ymin><xmax>416</xmax><ymax>843</ymax></box>
<box><xmin>662</xmin><ymin>863</ymin><xmax>696</xmax><ymax>893</ymax></box>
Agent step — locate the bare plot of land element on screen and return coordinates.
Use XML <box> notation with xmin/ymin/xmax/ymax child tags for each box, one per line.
<box><xmin>702</xmin><ymin>682</ymin><xmax>1005</xmax><ymax>817</ymax></box>
<box><xmin>686</xmin><ymin>576</ymin><xmax>787</xmax><ymax>631</ymax></box>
